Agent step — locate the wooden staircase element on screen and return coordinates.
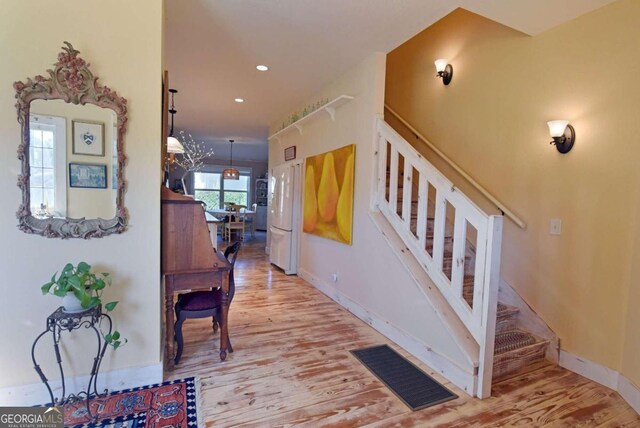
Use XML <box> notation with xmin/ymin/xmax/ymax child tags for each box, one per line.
<box><xmin>391</xmin><ymin>172</ymin><xmax>549</xmax><ymax>382</ymax></box>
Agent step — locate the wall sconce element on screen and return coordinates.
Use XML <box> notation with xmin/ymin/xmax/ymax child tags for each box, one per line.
<box><xmin>547</xmin><ymin>120</ymin><xmax>575</xmax><ymax>154</ymax></box>
<box><xmin>434</xmin><ymin>59</ymin><xmax>453</xmax><ymax>85</ymax></box>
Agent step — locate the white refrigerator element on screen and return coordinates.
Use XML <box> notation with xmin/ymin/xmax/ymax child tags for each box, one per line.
<box><xmin>269</xmin><ymin>163</ymin><xmax>299</xmax><ymax>274</ymax></box>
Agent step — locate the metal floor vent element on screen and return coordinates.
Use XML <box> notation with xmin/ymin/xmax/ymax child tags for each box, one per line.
<box><xmin>351</xmin><ymin>345</ymin><xmax>457</xmax><ymax>411</ymax></box>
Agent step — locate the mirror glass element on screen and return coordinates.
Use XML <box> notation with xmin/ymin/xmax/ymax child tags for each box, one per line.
<box><xmin>29</xmin><ymin>100</ymin><xmax>118</xmax><ymax>220</ymax></box>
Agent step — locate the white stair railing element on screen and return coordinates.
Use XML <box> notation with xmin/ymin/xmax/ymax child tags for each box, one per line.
<box><xmin>375</xmin><ymin>117</ymin><xmax>503</xmax><ymax>398</ymax></box>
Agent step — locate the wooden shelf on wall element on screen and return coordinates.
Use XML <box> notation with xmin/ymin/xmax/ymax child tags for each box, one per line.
<box><xmin>268</xmin><ymin>95</ymin><xmax>354</xmax><ymax>142</ymax></box>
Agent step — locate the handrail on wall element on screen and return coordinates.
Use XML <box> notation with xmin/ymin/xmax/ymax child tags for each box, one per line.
<box><xmin>384</xmin><ymin>104</ymin><xmax>526</xmax><ymax>230</ymax></box>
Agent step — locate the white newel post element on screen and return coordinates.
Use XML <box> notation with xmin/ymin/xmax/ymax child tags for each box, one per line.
<box><xmin>477</xmin><ymin>215</ymin><xmax>503</xmax><ymax>398</ymax></box>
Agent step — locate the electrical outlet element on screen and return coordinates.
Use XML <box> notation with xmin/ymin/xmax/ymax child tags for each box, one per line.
<box><xmin>331</xmin><ymin>273</ymin><xmax>338</xmax><ymax>283</ymax></box>
<box><xmin>550</xmin><ymin>219</ymin><xmax>562</xmax><ymax>235</ymax></box>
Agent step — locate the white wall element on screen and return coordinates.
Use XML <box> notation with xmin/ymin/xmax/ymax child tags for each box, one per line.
<box><xmin>269</xmin><ymin>53</ymin><xmax>474</xmax><ymax>378</ymax></box>
<box><xmin>0</xmin><ymin>0</ymin><xmax>163</xmax><ymax>395</ymax></box>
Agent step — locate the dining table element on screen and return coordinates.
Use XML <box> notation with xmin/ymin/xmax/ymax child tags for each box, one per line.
<box><xmin>207</xmin><ymin>207</ymin><xmax>255</xmax><ymax>239</ymax></box>
<box><xmin>205</xmin><ymin>212</ymin><xmax>223</xmax><ymax>247</ymax></box>
<box><xmin>207</xmin><ymin>208</ymin><xmax>256</xmax><ymax>218</ymax></box>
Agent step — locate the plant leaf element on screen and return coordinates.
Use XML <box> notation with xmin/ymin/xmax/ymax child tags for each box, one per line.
<box><xmin>54</xmin><ymin>287</ymin><xmax>68</xmax><ymax>297</ymax></box>
<box><xmin>87</xmin><ymin>297</ymin><xmax>100</xmax><ymax>308</ymax></box>
<box><xmin>112</xmin><ymin>331</ymin><xmax>120</xmax><ymax>341</ymax></box>
<box><xmin>41</xmin><ymin>282</ymin><xmax>53</xmax><ymax>295</ymax></box>
<box><xmin>68</xmin><ymin>276</ymin><xmax>83</xmax><ymax>291</ymax></box>
<box><xmin>104</xmin><ymin>301</ymin><xmax>118</xmax><ymax>312</ymax></box>
<box><xmin>80</xmin><ymin>292</ymin><xmax>91</xmax><ymax>308</ymax></box>
<box><xmin>77</xmin><ymin>262</ymin><xmax>91</xmax><ymax>273</ymax></box>
<box><xmin>104</xmin><ymin>333</ymin><xmax>112</xmax><ymax>343</ymax></box>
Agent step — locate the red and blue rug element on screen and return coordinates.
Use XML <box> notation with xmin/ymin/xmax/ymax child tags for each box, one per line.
<box><xmin>62</xmin><ymin>377</ymin><xmax>199</xmax><ymax>427</ymax></box>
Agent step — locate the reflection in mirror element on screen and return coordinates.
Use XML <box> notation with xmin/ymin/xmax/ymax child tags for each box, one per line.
<box><xmin>14</xmin><ymin>42</ymin><xmax>128</xmax><ymax>239</ymax></box>
<box><xmin>30</xmin><ymin>100</ymin><xmax>118</xmax><ymax>220</ymax></box>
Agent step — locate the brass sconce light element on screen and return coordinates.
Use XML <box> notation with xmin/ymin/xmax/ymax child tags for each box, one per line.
<box><xmin>547</xmin><ymin>120</ymin><xmax>575</xmax><ymax>154</ymax></box>
<box><xmin>434</xmin><ymin>59</ymin><xmax>453</xmax><ymax>85</ymax></box>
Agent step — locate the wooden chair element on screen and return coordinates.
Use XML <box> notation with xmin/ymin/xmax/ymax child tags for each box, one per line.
<box><xmin>224</xmin><ymin>204</ymin><xmax>246</xmax><ymax>242</ymax></box>
<box><xmin>173</xmin><ymin>241</ymin><xmax>241</xmax><ymax>364</ymax></box>
<box><xmin>241</xmin><ymin>203</ymin><xmax>257</xmax><ymax>239</ymax></box>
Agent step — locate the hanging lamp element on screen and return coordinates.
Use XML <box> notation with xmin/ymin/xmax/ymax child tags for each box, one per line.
<box><xmin>167</xmin><ymin>88</ymin><xmax>184</xmax><ymax>157</ymax></box>
<box><xmin>222</xmin><ymin>139</ymin><xmax>240</xmax><ymax>180</ymax></box>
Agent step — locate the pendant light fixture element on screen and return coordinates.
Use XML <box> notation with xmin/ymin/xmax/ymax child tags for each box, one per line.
<box><xmin>222</xmin><ymin>139</ymin><xmax>240</xmax><ymax>180</ymax></box>
<box><xmin>167</xmin><ymin>88</ymin><xmax>184</xmax><ymax>157</ymax></box>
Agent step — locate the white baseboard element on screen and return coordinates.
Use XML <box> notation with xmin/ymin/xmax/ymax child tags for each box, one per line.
<box><xmin>298</xmin><ymin>268</ymin><xmax>477</xmax><ymax>396</ymax></box>
<box><xmin>560</xmin><ymin>350</ymin><xmax>639</xmax><ymax>415</ymax></box>
<box><xmin>0</xmin><ymin>363</ymin><xmax>163</xmax><ymax>406</ymax></box>
<box><xmin>559</xmin><ymin>350</ymin><xmax>619</xmax><ymax>389</ymax></box>
<box><xmin>618</xmin><ymin>375</ymin><xmax>640</xmax><ymax>415</ymax></box>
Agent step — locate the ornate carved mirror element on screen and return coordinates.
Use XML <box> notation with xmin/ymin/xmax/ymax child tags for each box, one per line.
<box><xmin>14</xmin><ymin>42</ymin><xmax>127</xmax><ymax>238</ymax></box>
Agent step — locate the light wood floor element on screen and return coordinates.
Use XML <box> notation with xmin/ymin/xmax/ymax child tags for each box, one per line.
<box><xmin>165</xmin><ymin>233</ymin><xmax>639</xmax><ymax>427</ymax></box>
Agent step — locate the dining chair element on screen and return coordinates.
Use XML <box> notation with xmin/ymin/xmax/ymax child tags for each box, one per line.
<box><xmin>224</xmin><ymin>204</ymin><xmax>246</xmax><ymax>242</ymax></box>
<box><xmin>173</xmin><ymin>241</ymin><xmax>242</xmax><ymax>364</ymax></box>
<box><xmin>241</xmin><ymin>203</ymin><xmax>257</xmax><ymax>239</ymax></box>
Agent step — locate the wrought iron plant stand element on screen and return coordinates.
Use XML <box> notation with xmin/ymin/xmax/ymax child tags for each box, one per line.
<box><xmin>31</xmin><ymin>305</ymin><xmax>112</xmax><ymax>421</ymax></box>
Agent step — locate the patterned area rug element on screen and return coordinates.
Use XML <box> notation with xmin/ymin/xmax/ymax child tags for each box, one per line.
<box><xmin>63</xmin><ymin>377</ymin><xmax>199</xmax><ymax>427</ymax></box>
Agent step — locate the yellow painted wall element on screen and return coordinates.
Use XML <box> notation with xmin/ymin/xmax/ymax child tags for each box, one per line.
<box><xmin>624</xmin><ymin>217</ymin><xmax>640</xmax><ymax>387</ymax></box>
<box><xmin>0</xmin><ymin>0</ymin><xmax>162</xmax><ymax>389</ymax></box>
<box><xmin>385</xmin><ymin>1</ymin><xmax>639</xmax><ymax>383</ymax></box>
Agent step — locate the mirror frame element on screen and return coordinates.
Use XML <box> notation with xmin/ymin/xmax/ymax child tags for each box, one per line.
<box><xmin>14</xmin><ymin>42</ymin><xmax>128</xmax><ymax>238</ymax></box>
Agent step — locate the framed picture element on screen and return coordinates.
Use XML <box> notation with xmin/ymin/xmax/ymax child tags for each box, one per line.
<box><xmin>69</xmin><ymin>163</ymin><xmax>108</xmax><ymax>189</ymax></box>
<box><xmin>284</xmin><ymin>145</ymin><xmax>296</xmax><ymax>161</ymax></box>
<box><xmin>303</xmin><ymin>144</ymin><xmax>355</xmax><ymax>245</ymax></box>
<box><xmin>72</xmin><ymin>120</ymin><xmax>105</xmax><ymax>156</ymax></box>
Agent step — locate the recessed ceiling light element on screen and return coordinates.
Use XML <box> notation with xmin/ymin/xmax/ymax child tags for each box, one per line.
<box><xmin>234</xmin><ymin>98</ymin><xmax>244</xmax><ymax>103</ymax></box>
<box><xmin>256</xmin><ymin>65</ymin><xmax>269</xmax><ymax>71</ymax></box>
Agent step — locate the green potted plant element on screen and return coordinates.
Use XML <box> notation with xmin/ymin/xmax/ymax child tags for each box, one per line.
<box><xmin>41</xmin><ymin>262</ymin><xmax>126</xmax><ymax>349</ymax></box>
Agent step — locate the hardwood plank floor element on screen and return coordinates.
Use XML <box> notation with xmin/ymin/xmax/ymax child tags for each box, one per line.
<box><xmin>165</xmin><ymin>233</ymin><xmax>639</xmax><ymax>427</ymax></box>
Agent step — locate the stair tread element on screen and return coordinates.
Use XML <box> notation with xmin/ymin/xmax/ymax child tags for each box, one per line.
<box><xmin>492</xmin><ymin>330</ymin><xmax>549</xmax><ymax>381</ymax></box>
<box><xmin>492</xmin><ymin>360</ymin><xmax>553</xmax><ymax>384</ymax></box>
<box><xmin>496</xmin><ymin>302</ymin><xmax>519</xmax><ymax>318</ymax></box>
<box><xmin>494</xmin><ymin>330</ymin><xmax>548</xmax><ymax>355</ymax></box>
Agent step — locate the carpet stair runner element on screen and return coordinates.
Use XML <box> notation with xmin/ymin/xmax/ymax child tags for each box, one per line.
<box><xmin>388</xmin><ymin>171</ymin><xmax>549</xmax><ymax>382</ymax></box>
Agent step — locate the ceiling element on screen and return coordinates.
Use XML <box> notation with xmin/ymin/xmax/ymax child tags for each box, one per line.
<box><xmin>165</xmin><ymin>0</ymin><xmax>616</xmax><ymax>162</ymax></box>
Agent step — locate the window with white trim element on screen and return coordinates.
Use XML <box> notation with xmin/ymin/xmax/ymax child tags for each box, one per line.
<box><xmin>193</xmin><ymin>167</ymin><xmax>251</xmax><ymax>209</ymax></box>
<box><xmin>29</xmin><ymin>115</ymin><xmax>66</xmax><ymax>216</ymax></box>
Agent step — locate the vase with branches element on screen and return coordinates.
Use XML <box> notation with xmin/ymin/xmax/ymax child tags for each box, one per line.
<box><xmin>173</xmin><ymin>131</ymin><xmax>215</xmax><ymax>195</ymax></box>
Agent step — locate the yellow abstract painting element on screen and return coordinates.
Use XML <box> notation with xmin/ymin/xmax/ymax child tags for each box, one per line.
<box><xmin>303</xmin><ymin>144</ymin><xmax>355</xmax><ymax>245</ymax></box>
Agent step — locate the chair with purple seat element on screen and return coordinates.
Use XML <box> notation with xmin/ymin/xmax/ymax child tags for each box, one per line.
<box><xmin>174</xmin><ymin>241</ymin><xmax>241</xmax><ymax>364</ymax></box>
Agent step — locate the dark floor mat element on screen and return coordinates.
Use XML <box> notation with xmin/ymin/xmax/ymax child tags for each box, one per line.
<box><xmin>351</xmin><ymin>344</ymin><xmax>457</xmax><ymax>411</ymax></box>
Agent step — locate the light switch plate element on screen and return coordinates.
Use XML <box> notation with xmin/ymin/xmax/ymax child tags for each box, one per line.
<box><xmin>550</xmin><ymin>219</ymin><xmax>562</xmax><ymax>235</ymax></box>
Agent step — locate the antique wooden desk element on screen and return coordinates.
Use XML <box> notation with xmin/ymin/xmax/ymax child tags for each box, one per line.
<box><xmin>161</xmin><ymin>187</ymin><xmax>232</xmax><ymax>369</ymax></box>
